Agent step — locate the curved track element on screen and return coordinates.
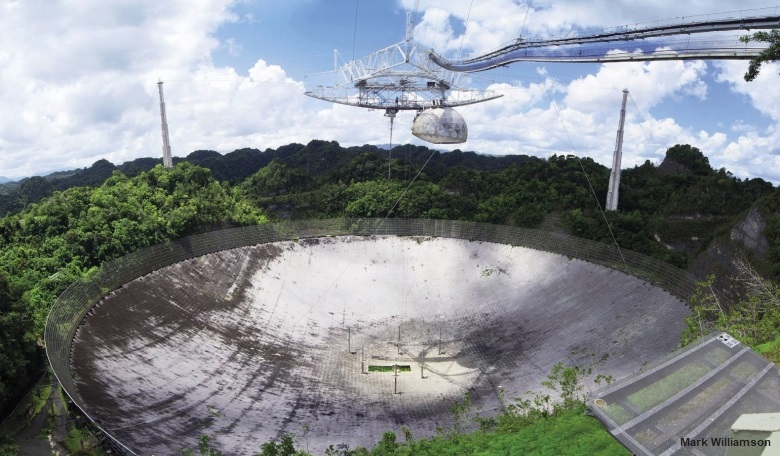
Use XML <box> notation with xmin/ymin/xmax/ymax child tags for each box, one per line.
<box><xmin>430</xmin><ymin>8</ymin><xmax>780</xmax><ymax>70</ymax></box>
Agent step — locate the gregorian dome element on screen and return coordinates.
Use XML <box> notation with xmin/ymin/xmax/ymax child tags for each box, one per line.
<box><xmin>412</xmin><ymin>108</ymin><xmax>468</xmax><ymax>144</ymax></box>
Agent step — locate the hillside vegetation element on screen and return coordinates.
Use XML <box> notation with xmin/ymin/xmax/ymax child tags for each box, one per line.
<box><xmin>183</xmin><ymin>364</ymin><xmax>628</xmax><ymax>456</ymax></box>
<box><xmin>0</xmin><ymin>164</ymin><xmax>266</xmax><ymax>421</ymax></box>
<box><xmin>1</xmin><ymin>141</ymin><xmax>779</xmax><ymax>453</ymax></box>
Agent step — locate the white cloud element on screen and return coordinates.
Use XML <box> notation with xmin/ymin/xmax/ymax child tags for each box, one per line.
<box><xmin>403</xmin><ymin>0</ymin><xmax>536</xmax><ymax>56</ymax></box>
<box><xmin>412</xmin><ymin>8</ymin><xmax>457</xmax><ymax>53</ymax></box>
<box><xmin>401</xmin><ymin>0</ymin><xmax>775</xmax><ymax>55</ymax></box>
<box><xmin>719</xmin><ymin>132</ymin><xmax>780</xmax><ymax>181</ymax></box>
<box><xmin>0</xmin><ymin>0</ymin><xmax>779</xmax><ymax>185</ymax></box>
<box><xmin>0</xmin><ymin>0</ymin><xmax>241</xmax><ymax>178</ymax></box>
<box><xmin>715</xmin><ymin>60</ymin><xmax>780</xmax><ymax>122</ymax></box>
<box><xmin>565</xmin><ymin>57</ymin><xmax>709</xmax><ymax>113</ymax></box>
<box><xmin>437</xmin><ymin>55</ymin><xmax>715</xmax><ymax>171</ymax></box>
<box><xmin>390</xmin><ymin>1</ymin><xmax>780</xmax><ymax>183</ymax></box>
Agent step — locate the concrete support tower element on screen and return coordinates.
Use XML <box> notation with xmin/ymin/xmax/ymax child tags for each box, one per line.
<box><xmin>606</xmin><ymin>89</ymin><xmax>628</xmax><ymax>211</ymax></box>
<box><xmin>157</xmin><ymin>80</ymin><xmax>173</xmax><ymax>168</ymax></box>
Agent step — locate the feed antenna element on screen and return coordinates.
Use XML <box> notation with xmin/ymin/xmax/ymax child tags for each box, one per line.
<box><xmin>304</xmin><ymin>6</ymin><xmax>502</xmax><ymax>145</ymax></box>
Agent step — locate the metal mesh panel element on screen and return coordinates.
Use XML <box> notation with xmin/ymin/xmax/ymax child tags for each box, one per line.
<box><xmin>45</xmin><ymin>218</ymin><xmax>721</xmax><ymax>454</ymax></box>
<box><xmin>589</xmin><ymin>332</ymin><xmax>780</xmax><ymax>456</ymax></box>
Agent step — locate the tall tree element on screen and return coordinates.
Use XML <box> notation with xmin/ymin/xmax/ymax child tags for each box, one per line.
<box><xmin>741</xmin><ymin>29</ymin><xmax>780</xmax><ymax>81</ymax></box>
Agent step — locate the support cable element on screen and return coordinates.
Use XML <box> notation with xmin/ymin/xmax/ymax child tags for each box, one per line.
<box><xmin>290</xmin><ymin>141</ymin><xmax>439</xmax><ymax>329</ymax></box>
<box><xmin>352</xmin><ymin>0</ymin><xmax>360</xmax><ymax>62</ymax></box>
<box><xmin>541</xmin><ymin>82</ymin><xmax>633</xmax><ymax>276</ymax></box>
<box><xmin>627</xmin><ymin>93</ymin><xmax>656</xmax><ymax>157</ymax></box>
<box><xmin>388</xmin><ymin>114</ymin><xmax>394</xmax><ymax>180</ymax></box>
<box><xmin>375</xmin><ymin>148</ymin><xmax>437</xmax><ymax>235</ymax></box>
<box><xmin>519</xmin><ymin>1</ymin><xmax>532</xmax><ymax>39</ymax></box>
<box><xmin>457</xmin><ymin>0</ymin><xmax>474</xmax><ymax>60</ymax></box>
<box><xmin>452</xmin><ymin>0</ymin><xmax>475</xmax><ymax>85</ymax></box>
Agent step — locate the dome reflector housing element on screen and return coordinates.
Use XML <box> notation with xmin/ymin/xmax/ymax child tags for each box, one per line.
<box><xmin>412</xmin><ymin>108</ymin><xmax>468</xmax><ymax>144</ymax></box>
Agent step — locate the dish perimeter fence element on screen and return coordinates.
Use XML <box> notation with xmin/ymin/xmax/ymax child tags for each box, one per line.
<box><xmin>44</xmin><ymin>218</ymin><xmax>727</xmax><ymax>454</ymax></box>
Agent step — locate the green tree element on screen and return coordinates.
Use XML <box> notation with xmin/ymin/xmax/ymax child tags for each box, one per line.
<box><xmin>344</xmin><ymin>180</ymin><xmax>404</xmax><ymax>217</ymax></box>
<box><xmin>336</xmin><ymin>152</ymin><xmax>399</xmax><ymax>184</ymax></box>
<box><xmin>370</xmin><ymin>432</ymin><xmax>398</xmax><ymax>455</ymax></box>
<box><xmin>15</xmin><ymin>176</ymin><xmax>53</xmax><ymax>207</ymax></box>
<box><xmin>396</xmin><ymin>182</ymin><xmax>450</xmax><ymax>218</ymax></box>
<box><xmin>0</xmin><ymin>440</ymin><xmax>19</xmax><ymax>456</ymax></box>
<box><xmin>259</xmin><ymin>441</ymin><xmax>279</xmax><ymax>456</ymax></box>
<box><xmin>740</xmin><ymin>29</ymin><xmax>780</xmax><ymax>81</ymax></box>
<box><xmin>682</xmin><ymin>263</ymin><xmax>780</xmax><ymax>362</ymax></box>
<box><xmin>244</xmin><ymin>159</ymin><xmax>309</xmax><ymax>198</ymax></box>
<box><xmin>440</xmin><ymin>167</ymin><xmax>486</xmax><ymax>196</ymax></box>
<box><xmin>0</xmin><ymin>163</ymin><xmax>267</xmax><ymax>417</ymax></box>
<box><xmin>0</xmin><ymin>193</ymin><xmax>21</xmax><ymax>217</ymax></box>
<box><xmin>198</xmin><ymin>434</ymin><xmax>222</xmax><ymax>456</ymax></box>
<box><xmin>181</xmin><ymin>434</ymin><xmax>223</xmax><ymax>456</ymax></box>
<box><xmin>664</xmin><ymin>144</ymin><xmax>712</xmax><ymax>176</ymax></box>
<box><xmin>257</xmin><ymin>433</ymin><xmax>309</xmax><ymax>456</ymax></box>
<box><xmin>681</xmin><ymin>275</ymin><xmax>724</xmax><ymax>346</ymax></box>
<box><xmin>541</xmin><ymin>363</ymin><xmax>591</xmax><ymax>413</ymax></box>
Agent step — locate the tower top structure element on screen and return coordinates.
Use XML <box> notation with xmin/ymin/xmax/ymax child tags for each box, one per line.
<box><xmin>157</xmin><ymin>80</ymin><xmax>173</xmax><ymax>168</ymax></box>
<box><xmin>606</xmin><ymin>89</ymin><xmax>629</xmax><ymax>211</ymax></box>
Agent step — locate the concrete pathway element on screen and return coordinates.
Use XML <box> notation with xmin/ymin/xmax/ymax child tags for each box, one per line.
<box><xmin>13</xmin><ymin>378</ymin><xmax>55</xmax><ymax>456</ymax></box>
<box><xmin>49</xmin><ymin>378</ymin><xmax>68</xmax><ymax>455</ymax></box>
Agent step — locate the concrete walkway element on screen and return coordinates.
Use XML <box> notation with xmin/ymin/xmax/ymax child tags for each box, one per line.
<box><xmin>49</xmin><ymin>378</ymin><xmax>68</xmax><ymax>455</ymax></box>
<box><xmin>13</xmin><ymin>377</ymin><xmax>57</xmax><ymax>456</ymax></box>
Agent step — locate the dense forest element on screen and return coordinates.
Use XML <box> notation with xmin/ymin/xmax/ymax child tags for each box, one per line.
<box><xmin>1</xmin><ymin>140</ymin><xmax>779</xmax><ymax>453</ymax></box>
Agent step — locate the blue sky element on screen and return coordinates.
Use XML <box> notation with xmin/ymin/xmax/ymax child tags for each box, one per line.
<box><xmin>1</xmin><ymin>0</ymin><xmax>780</xmax><ymax>182</ymax></box>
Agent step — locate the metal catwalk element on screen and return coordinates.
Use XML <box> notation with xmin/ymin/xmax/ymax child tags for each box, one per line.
<box><xmin>430</xmin><ymin>7</ymin><xmax>780</xmax><ymax>71</ymax></box>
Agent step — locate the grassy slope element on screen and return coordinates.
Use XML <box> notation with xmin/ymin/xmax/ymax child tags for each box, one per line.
<box><xmin>374</xmin><ymin>406</ymin><xmax>629</xmax><ymax>456</ymax></box>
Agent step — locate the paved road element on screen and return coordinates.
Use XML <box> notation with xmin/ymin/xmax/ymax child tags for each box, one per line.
<box><xmin>14</xmin><ymin>381</ymin><xmax>53</xmax><ymax>456</ymax></box>
<box><xmin>14</xmin><ymin>375</ymin><xmax>69</xmax><ymax>456</ymax></box>
<box><xmin>50</xmin><ymin>378</ymin><xmax>68</xmax><ymax>455</ymax></box>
